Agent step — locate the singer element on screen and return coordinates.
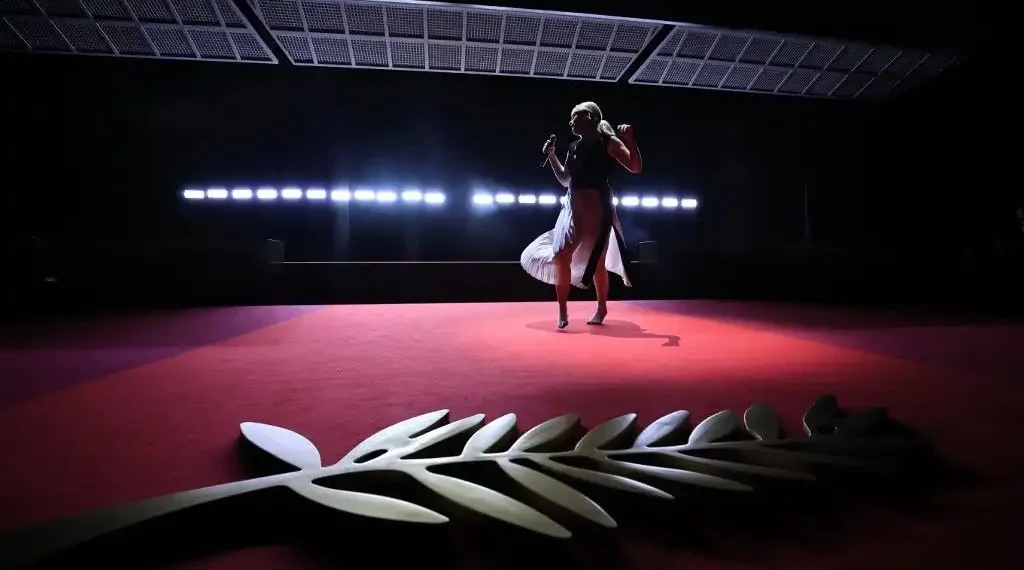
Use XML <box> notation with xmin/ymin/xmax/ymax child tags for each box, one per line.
<box><xmin>520</xmin><ymin>101</ymin><xmax>642</xmax><ymax>329</ymax></box>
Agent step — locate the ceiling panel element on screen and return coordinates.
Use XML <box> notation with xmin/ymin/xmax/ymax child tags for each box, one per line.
<box><xmin>0</xmin><ymin>0</ymin><xmax>960</xmax><ymax>100</ymax></box>
<box><xmin>630</xmin><ymin>25</ymin><xmax>958</xmax><ymax>99</ymax></box>
<box><xmin>247</xmin><ymin>0</ymin><xmax>661</xmax><ymax>82</ymax></box>
<box><xmin>0</xmin><ymin>0</ymin><xmax>277</xmax><ymax>63</ymax></box>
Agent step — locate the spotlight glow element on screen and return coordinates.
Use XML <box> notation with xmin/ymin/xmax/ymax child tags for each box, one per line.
<box><xmin>472</xmin><ymin>193</ymin><xmax>494</xmax><ymax>205</ymax></box>
<box><xmin>518</xmin><ymin>194</ymin><xmax>537</xmax><ymax>204</ymax></box>
<box><xmin>353</xmin><ymin>189</ymin><xmax>375</xmax><ymax>201</ymax></box>
<box><xmin>331</xmin><ymin>189</ymin><xmax>351</xmax><ymax>201</ymax></box>
<box><xmin>376</xmin><ymin>191</ymin><xmax>398</xmax><ymax>202</ymax></box>
<box><xmin>206</xmin><ymin>188</ymin><xmax>228</xmax><ymax>199</ymax></box>
<box><xmin>183</xmin><ymin>189</ymin><xmax>204</xmax><ymax>200</ymax></box>
<box><xmin>538</xmin><ymin>194</ymin><xmax>558</xmax><ymax>205</ymax></box>
<box><xmin>231</xmin><ymin>188</ymin><xmax>253</xmax><ymax>200</ymax></box>
<box><xmin>256</xmin><ymin>188</ymin><xmax>277</xmax><ymax>200</ymax></box>
<box><xmin>495</xmin><ymin>192</ymin><xmax>515</xmax><ymax>204</ymax></box>
<box><xmin>681</xmin><ymin>198</ymin><xmax>699</xmax><ymax>209</ymax></box>
<box><xmin>424</xmin><ymin>191</ymin><xmax>445</xmax><ymax>204</ymax></box>
<box><xmin>281</xmin><ymin>187</ymin><xmax>302</xmax><ymax>200</ymax></box>
<box><xmin>306</xmin><ymin>188</ymin><xmax>327</xmax><ymax>200</ymax></box>
<box><xmin>401</xmin><ymin>189</ymin><xmax>423</xmax><ymax>202</ymax></box>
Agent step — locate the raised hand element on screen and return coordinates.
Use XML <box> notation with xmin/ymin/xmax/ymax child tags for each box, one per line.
<box><xmin>616</xmin><ymin>124</ymin><xmax>634</xmax><ymax>145</ymax></box>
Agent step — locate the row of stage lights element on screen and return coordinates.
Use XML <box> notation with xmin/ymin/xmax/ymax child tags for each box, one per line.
<box><xmin>183</xmin><ymin>187</ymin><xmax>446</xmax><ymax>204</ymax></box>
<box><xmin>472</xmin><ymin>192</ymin><xmax>698</xmax><ymax>209</ymax></box>
<box><xmin>182</xmin><ymin>188</ymin><xmax>699</xmax><ymax>210</ymax></box>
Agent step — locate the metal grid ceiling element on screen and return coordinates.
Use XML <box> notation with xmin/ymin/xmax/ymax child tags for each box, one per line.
<box><xmin>247</xmin><ymin>0</ymin><xmax>660</xmax><ymax>81</ymax></box>
<box><xmin>0</xmin><ymin>0</ymin><xmax>277</xmax><ymax>63</ymax></box>
<box><xmin>630</xmin><ymin>25</ymin><xmax>958</xmax><ymax>99</ymax></box>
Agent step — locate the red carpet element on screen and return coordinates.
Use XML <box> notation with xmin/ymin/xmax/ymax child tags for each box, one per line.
<box><xmin>1</xmin><ymin>300</ymin><xmax>1022</xmax><ymax>569</ymax></box>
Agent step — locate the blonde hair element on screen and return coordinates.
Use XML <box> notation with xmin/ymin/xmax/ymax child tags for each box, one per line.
<box><xmin>572</xmin><ymin>101</ymin><xmax>616</xmax><ymax>138</ymax></box>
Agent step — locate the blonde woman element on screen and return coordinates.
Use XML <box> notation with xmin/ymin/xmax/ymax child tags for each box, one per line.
<box><xmin>520</xmin><ymin>101</ymin><xmax>642</xmax><ymax>329</ymax></box>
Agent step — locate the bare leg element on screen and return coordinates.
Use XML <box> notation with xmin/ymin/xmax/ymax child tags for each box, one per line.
<box><xmin>554</xmin><ymin>252</ymin><xmax>571</xmax><ymax>328</ymax></box>
<box><xmin>588</xmin><ymin>252</ymin><xmax>609</xmax><ymax>325</ymax></box>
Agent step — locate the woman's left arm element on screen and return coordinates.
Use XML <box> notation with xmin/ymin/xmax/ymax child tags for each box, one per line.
<box><xmin>606</xmin><ymin>124</ymin><xmax>642</xmax><ymax>174</ymax></box>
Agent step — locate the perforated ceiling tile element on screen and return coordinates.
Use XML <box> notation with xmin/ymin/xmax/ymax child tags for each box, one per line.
<box><xmin>0</xmin><ymin>0</ymin><xmax>277</xmax><ymax>62</ymax></box>
<box><xmin>629</xmin><ymin>24</ymin><xmax>958</xmax><ymax>99</ymax></box>
<box><xmin>2</xmin><ymin>0</ymin><xmax>958</xmax><ymax>98</ymax></box>
<box><xmin>247</xmin><ymin>0</ymin><xmax>660</xmax><ymax>81</ymax></box>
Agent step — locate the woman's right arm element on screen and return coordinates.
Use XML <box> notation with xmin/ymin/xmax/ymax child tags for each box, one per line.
<box><xmin>547</xmin><ymin>146</ymin><xmax>570</xmax><ymax>188</ymax></box>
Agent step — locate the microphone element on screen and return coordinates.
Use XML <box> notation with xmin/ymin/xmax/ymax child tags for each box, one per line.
<box><xmin>539</xmin><ymin>134</ymin><xmax>557</xmax><ymax>168</ymax></box>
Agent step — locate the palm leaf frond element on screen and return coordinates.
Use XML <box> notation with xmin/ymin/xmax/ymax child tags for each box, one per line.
<box><xmin>242</xmin><ymin>393</ymin><xmax>910</xmax><ymax>536</ymax></box>
<box><xmin>0</xmin><ymin>393</ymin><xmax>917</xmax><ymax>568</ymax></box>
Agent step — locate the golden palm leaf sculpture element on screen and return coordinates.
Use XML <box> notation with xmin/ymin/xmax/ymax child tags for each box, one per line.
<box><xmin>0</xmin><ymin>394</ymin><xmax>921</xmax><ymax>568</ymax></box>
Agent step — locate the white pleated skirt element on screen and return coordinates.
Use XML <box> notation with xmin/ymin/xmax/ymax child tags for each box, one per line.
<box><xmin>520</xmin><ymin>188</ymin><xmax>631</xmax><ymax>289</ymax></box>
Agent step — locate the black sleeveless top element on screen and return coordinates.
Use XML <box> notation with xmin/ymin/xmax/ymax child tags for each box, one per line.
<box><xmin>566</xmin><ymin>134</ymin><xmax>613</xmax><ymax>195</ymax></box>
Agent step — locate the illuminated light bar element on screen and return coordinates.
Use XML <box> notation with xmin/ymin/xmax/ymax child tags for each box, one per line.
<box><xmin>401</xmin><ymin>189</ymin><xmax>423</xmax><ymax>202</ymax></box>
<box><xmin>183</xmin><ymin>185</ymin><xmax>756</xmax><ymax>209</ymax></box>
<box><xmin>182</xmin><ymin>186</ymin><xmax>448</xmax><ymax>206</ymax></box>
<box><xmin>466</xmin><ymin>192</ymin><xmax>695</xmax><ymax>210</ymax></box>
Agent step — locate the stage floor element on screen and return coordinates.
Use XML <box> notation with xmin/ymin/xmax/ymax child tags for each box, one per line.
<box><xmin>1</xmin><ymin>300</ymin><xmax>1022</xmax><ymax>569</ymax></box>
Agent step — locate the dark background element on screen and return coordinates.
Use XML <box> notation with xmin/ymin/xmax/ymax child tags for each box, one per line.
<box><xmin>0</xmin><ymin>34</ymin><xmax>995</xmax><ymax>258</ymax></box>
<box><xmin>0</xmin><ymin>2</ymin><xmax>1011</xmax><ymax>310</ymax></box>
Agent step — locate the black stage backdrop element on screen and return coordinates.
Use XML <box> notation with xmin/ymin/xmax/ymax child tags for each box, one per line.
<box><xmin>0</xmin><ymin>44</ymin><xmax>993</xmax><ymax>262</ymax></box>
